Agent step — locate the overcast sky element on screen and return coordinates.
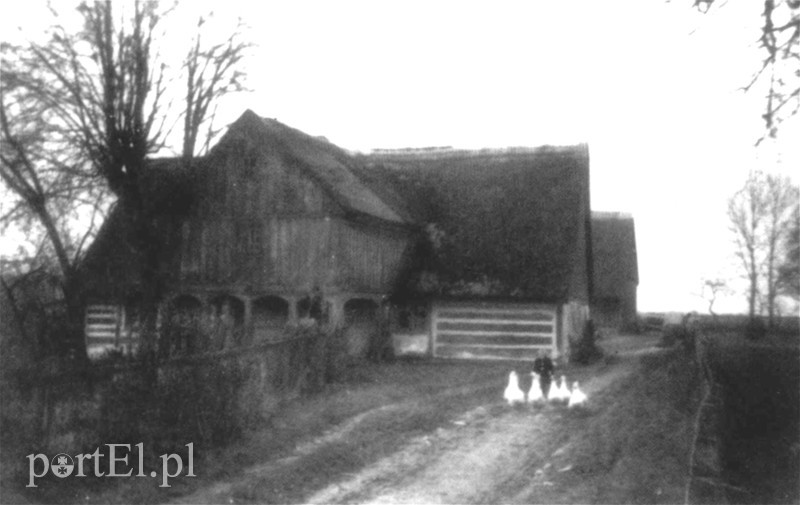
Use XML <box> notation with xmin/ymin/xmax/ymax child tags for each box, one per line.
<box><xmin>3</xmin><ymin>1</ymin><xmax>799</xmax><ymax>314</ymax></box>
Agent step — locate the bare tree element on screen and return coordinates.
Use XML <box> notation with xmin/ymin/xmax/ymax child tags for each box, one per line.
<box><xmin>2</xmin><ymin>0</ymin><xmax>170</xmax><ymax>355</ymax></box>
<box><xmin>696</xmin><ymin>1</ymin><xmax>799</xmax><ymax>141</ymax></box>
<box><xmin>762</xmin><ymin>174</ymin><xmax>799</xmax><ymax>322</ymax></box>
<box><xmin>700</xmin><ymin>278</ymin><xmax>730</xmax><ymax>319</ymax></box>
<box><xmin>728</xmin><ymin>171</ymin><xmax>799</xmax><ymax>325</ymax></box>
<box><xmin>3</xmin><ymin>0</ymin><xmax>249</xmax><ymax>355</ymax></box>
<box><xmin>729</xmin><ymin>172</ymin><xmax>764</xmax><ymax>319</ymax></box>
<box><xmin>777</xmin><ymin>204</ymin><xmax>800</xmax><ymax>299</ymax></box>
<box><xmin>182</xmin><ymin>15</ymin><xmax>249</xmax><ymax>161</ymax></box>
<box><xmin>1</xmin><ymin>62</ymin><xmax>108</xmax><ymax>356</ymax></box>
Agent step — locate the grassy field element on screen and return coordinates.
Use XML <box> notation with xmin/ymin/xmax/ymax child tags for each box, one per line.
<box><xmin>706</xmin><ymin>330</ymin><xmax>800</xmax><ymax>504</ymax></box>
<box><xmin>502</xmin><ymin>346</ymin><xmax>703</xmax><ymax>504</ymax></box>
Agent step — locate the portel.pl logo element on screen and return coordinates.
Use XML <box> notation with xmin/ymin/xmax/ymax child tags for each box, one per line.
<box><xmin>27</xmin><ymin>443</ymin><xmax>195</xmax><ymax>488</ymax></box>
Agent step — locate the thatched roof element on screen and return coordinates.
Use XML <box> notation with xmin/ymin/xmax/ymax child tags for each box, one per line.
<box><xmin>591</xmin><ymin>211</ymin><xmax>638</xmax><ymax>298</ymax></box>
<box><xmin>356</xmin><ymin>146</ymin><xmax>592</xmax><ymax>302</ymax></box>
<box><xmin>215</xmin><ymin>110</ymin><xmax>405</xmax><ymax>224</ymax></box>
<box><xmin>80</xmin><ymin>111</ymin><xmax>592</xmax><ymax>304</ymax></box>
<box><xmin>81</xmin><ymin>111</ymin><xmax>410</xmax><ymax>297</ymax></box>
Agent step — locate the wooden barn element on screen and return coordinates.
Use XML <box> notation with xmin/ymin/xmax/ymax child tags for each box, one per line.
<box><xmin>81</xmin><ymin>110</ymin><xmax>414</xmax><ymax>358</ymax></box>
<box><xmin>591</xmin><ymin>211</ymin><xmax>638</xmax><ymax>331</ymax></box>
<box><xmin>81</xmin><ymin>110</ymin><xmax>594</xmax><ymax>361</ymax></box>
<box><xmin>358</xmin><ymin>146</ymin><xmax>593</xmax><ymax>360</ymax></box>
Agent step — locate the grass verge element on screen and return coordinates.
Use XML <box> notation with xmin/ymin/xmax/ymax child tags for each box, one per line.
<box><xmin>523</xmin><ymin>347</ymin><xmax>703</xmax><ymax>504</ymax></box>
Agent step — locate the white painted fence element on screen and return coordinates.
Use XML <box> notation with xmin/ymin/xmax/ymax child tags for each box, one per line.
<box><xmin>84</xmin><ymin>304</ymin><xmax>139</xmax><ymax>357</ymax></box>
<box><xmin>432</xmin><ymin>302</ymin><xmax>557</xmax><ymax>361</ymax></box>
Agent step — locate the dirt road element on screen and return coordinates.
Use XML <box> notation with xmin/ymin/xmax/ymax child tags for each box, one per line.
<box><xmin>176</xmin><ymin>335</ymin><xmax>670</xmax><ymax>504</ymax></box>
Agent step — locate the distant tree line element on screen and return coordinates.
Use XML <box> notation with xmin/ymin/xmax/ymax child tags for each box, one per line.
<box><xmin>728</xmin><ymin>171</ymin><xmax>799</xmax><ymax>327</ymax></box>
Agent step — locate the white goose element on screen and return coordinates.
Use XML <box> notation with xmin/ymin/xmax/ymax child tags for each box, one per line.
<box><xmin>503</xmin><ymin>370</ymin><xmax>525</xmax><ymax>405</ymax></box>
<box><xmin>527</xmin><ymin>372</ymin><xmax>544</xmax><ymax>404</ymax></box>
<box><xmin>568</xmin><ymin>381</ymin><xmax>587</xmax><ymax>408</ymax></box>
<box><xmin>550</xmin><ymin>375</ymin><xmax>571</xmax><ymax>403</ymax></box>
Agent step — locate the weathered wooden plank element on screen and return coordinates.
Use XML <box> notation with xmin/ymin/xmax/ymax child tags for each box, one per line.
<box><xmin>434</xmin><ymin>345</ymin><xmax>542</xmax><ymax>361</ymax></box>
<box><xmin>436</xmin><ymin>333</ymin><xmax>554</xmax><ymax>346</ymax></box>
<box><xmin>86</xmin><ymin>336</ymin><xmax>121</xmax><ymax>344</ymax></box>
<box><xmin>86</xmin><ymin>323</ymin><xmax>118</xmax><ymax>331</ymax></box>
<box><xmin>436</xmin><ymin>321</ymin><xmax>554</xmax><ymax>333</ymax></box>
<box><xmin>86</xmin><ymin>305</ymin><xmax>118</xmax><ymax>312</ymax></box>
<box><xmin>437</xmin><ymin>301</ymin><xmax>556</xmax><ymax>311</ymax></box>
<box><xmin>437</xmin><ymin>310</ymin><xmax>554</xmax><ymax>321</ymax></box>
<box><xmin>436</xmin><ymin>330</ymin><xmax>554</xmax><ymax>338</ymax></box>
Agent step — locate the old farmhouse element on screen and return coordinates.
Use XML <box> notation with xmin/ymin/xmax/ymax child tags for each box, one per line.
<box><xmin>81</xmin><ymin>109</ymin><xmax>609</xmax><ymax>361</ymax></box>
<box><xmin>591</xmin><ymin>212</ymin><xmax>639</xmax><ymax>331</ymax></box>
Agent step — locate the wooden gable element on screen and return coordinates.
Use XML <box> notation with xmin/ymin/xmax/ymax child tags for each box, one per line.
<box><xmin>175</xmin><ymin>112</ymin><xmax>413</xmax><ymax>294</ymax></box>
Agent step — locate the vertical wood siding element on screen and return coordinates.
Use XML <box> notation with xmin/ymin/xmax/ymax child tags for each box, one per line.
<box><xmin>179</xmin><ymin>217</ymin><xmax>410</xmax><ymax>293</ymax></box>
<box><xmin>174</xmin><ymin>137</ymin><xmax>411</xmax><ymax>293</ymax></box>
<box><xmin>331</xmin><ymin>220</ymin><xmax>409</xmax><ymax>292</ymax></box>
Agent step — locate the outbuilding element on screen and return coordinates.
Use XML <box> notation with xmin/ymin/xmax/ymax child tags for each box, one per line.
<box><xmin>81</xmin><ymin>110</ymin><xmax>596</xmax><ymax>361</ymax></box>
<box><xmin>591</xmin><ymin>211</ymin><xmax>639</xmax><ymax>331</ymax></box>
<box><xmin>360</xmin><ymin>146</ymin><xmax>593</xmax><ymax>360</ymax></box>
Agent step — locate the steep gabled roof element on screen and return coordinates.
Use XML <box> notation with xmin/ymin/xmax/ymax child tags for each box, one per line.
<box><xmin>591</xmin><ymin>211</ymin><xmax>638</xmax><ymax>298</ymax></box>
<box><xmin>80</xmin><ymin>112</ymin><xmax>592</xmax><ymax>304</ymax></box>
<box><xmin>215</xmin><ymin>110</ymin><xmax>406</xmax><ymax>224</ymax></box>
<box><xmin>80</xmin><ymin>111</ymin><xmax>410</xmax><ymax>296</ymax></box>
<box><xmin>357</xmin><ymin>146</ymin><xmax>591</xmax><ymax>302</ymax></box>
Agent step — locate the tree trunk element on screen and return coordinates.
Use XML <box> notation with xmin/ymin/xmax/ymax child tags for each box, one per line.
<box><xmin>748</xmin><ymin>243</ymin><xmax>758</xmax><ymax>319</ymax></box>
<box><xmin>62</xmin><ymin>275</ymin><xmax>88</xmax><ymax>361</ymax></box>
<box><xmin>767</xmin><ymin>258</ymin><xmax>776</xmax><ymax>329</ymax></box>
<box><xmin>34</xmin><ymin>205</ymin><xmax>88</xmax><ymax>359</ymax></box>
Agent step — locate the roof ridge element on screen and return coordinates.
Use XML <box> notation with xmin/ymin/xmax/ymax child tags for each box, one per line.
<box><xmin>367</xmin><ymin>144</ymin><xmax>588</xmax><ymax>159</ymax></box>
<box><xmin>220</xmin><ymin>110</ymin><xmax>407</xmax><ymax>225</ymax></box>
<box><xmin>592</xmin><ymin>211</ymin><xmax>634</xmax><ymax>220</ymax></box>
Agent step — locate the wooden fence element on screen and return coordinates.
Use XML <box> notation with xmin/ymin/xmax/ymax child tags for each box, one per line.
<box><xmin>6</xmin><ymin>329</ymin><xmax>336</xmax><ymax>454</ymax></box>
<box><xmin>84</xmin><ymin>304</ymin><xmax>140</xmax><ymax>357</ymax></box>
<box><xmin>431</xmin><ymin>302</ymin><xmax>557</xmax><ymax>361</ymax></box>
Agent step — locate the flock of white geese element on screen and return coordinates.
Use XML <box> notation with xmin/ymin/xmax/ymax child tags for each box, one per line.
<box><xmin>503</xmin><ymin>370</ymin><xmax>587</xmax><ymax>408</ymax></box>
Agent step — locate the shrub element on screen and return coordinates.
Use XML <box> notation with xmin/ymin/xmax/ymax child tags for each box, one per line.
<box><xmin>744</xmin><ymin>317</ymin><xmax>766</xmax><ymax>341</ymax></box>
<box><xmin>621</xmin><ymin>318</ymin><xmax>642</xmax><ymax>335</ymax></box>
<box><xmin>94</xmin><ymin>357</ymin><xmax>251</xmax><ymax>473</ymax></box>
<box><xmin>660</xmin><ymin>324</ymin><xmax>694</xmax><ymax>349</ymax></box>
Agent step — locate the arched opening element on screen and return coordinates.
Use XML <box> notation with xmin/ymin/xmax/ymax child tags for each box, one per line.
<box><xmin>253</xmin><ymin>295</ymin><xmax>289</xmax><ymax>341</ymax></box>
<box><xmin>172</xmin><ymin>294</ymin><xmax>203</xmax><ymax>319</ymax></box>
<box><xmin>209</xmin><ymin>294</ymin><xmax>245</xmax><ymax>349</ymax></box>
<box><xmin>343</xmin><ymin>298</ymin><xmax>380</xmax><ymax>358</ymax></box>
<box><xmin>166</xmin><ymin>294</ymin><xmax>203</xmax><ymax>354</ymax></box>
<box><xmin>389</xmin><ymin>301</ymin><xmax>430</xmax><ymax>356</ymax></box>
<box><xmin>391</xmin><ymin>301</ymin><xmax>429</xmax><ymax>333</ymax></box>
<box><xmin>297</xmin><ymin>288</ymin><xmax>328</xmax><ymax>325</ymax></box>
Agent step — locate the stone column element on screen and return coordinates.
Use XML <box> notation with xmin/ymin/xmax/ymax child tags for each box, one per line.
<box><xmin>328</xmin><ymin>295</ymin><xmax>346</xmax><ymax>329</ymax></box>
<box><xmin>287</xmin><ymin>296</ymin><xmax>299</xmax><ymax>325</ymax></box>
<box><xmin>242</xmin><ymin>295</ymin><xmax>253</xmax><ymax>345</ymax></box>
